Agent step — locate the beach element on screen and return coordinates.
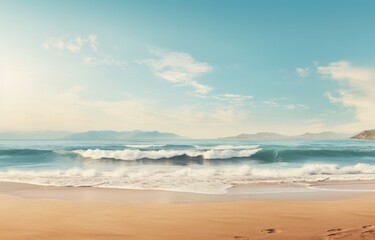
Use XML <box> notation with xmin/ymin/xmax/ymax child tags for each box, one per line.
<box><xmin>0</xmin><ymin>181</ymin><xmax>374</xmax><ymax>240</ymax></box>
<box><xmin>0</xmin><ymin>140</ymin><xmax>374</xmax><ymax>239</ymax></box>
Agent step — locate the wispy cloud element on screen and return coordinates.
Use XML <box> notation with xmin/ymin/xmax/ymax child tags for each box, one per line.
<box><xmin>263</xmin><ymin>99</ymin><xmax>307</xmax><ymax>110</ymax></box>
<box><xmin>139</xmin><ymin>48</ymin><xmax>213</xmax><ymax>94</ymax></box>
<box><xmin>296</xmin><ymin>67</ymin><xmax>310</xmax><ymax>77</ymax></box>
<box><xmin>81</xmin><ymin>55</ymin><xmax>126</xmax><ymax>69</ymax></box>
<box><xmin>43</xmin><ymin>35</ymin><xmax>98</xmax><ymax>53</ymax></box>
<box><xmin>284</xmin><ymin>103</ymin><xmax>308</xmax><ymax>110</ymax></box>
<box><xmin>87</xmin><ymin>35</ymin><xmax>98</xmax><ymax>51</ymax></box>
<box><xmin>43</xmin><ymin>35</ymin><xmax>126</xmax><ymax>69</ymax></box>
<box><xmin>325</xmin><ymin>92</ymin><xmax>341</xmax><ymax>104</ymax></box>
<box><xmin>263</xmin><ymin>100</ymin><xmax>280</xmax><ymax>107</ymax></box>
<box><xmin>214</xmin><ymin>93</ymin><xmax>253</xmax><ymax>104</ymax></box>
<box><xmin>318</xmin><ymin>61</ymin><xmax>375</xmax><ymax>130</ymax></box>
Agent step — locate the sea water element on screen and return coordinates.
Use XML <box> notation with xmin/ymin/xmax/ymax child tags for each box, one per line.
<box><xmin>0</xmin><ymin>139</ymin><xmax>374</xmax><ymax>194</ymax></box>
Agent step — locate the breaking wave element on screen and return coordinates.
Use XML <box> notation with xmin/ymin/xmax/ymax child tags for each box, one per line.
<box><xmin>1</xmin><ymin>141</ymin><xmax>375</xmax><ymax>194</ymax></box>
<box><xmin>73</xmin><ymin>147</ymin><xmax>261</xmax><ymax>160</ymax></box>
<box><xmin>2</xmin><ymin>145</ymin><xmax>375</xmax><ymax>163</ymax></box>
<box><xmin>0</xmin><ymin>163</ymin><xmax>374</xmax><ymax>194</ymax></box>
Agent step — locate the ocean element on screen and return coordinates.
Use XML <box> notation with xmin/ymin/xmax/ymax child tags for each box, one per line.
<box><xmin>0</xmin><ymin>139</ymin><xmax>374</xmax><ymax>194</ymax></box>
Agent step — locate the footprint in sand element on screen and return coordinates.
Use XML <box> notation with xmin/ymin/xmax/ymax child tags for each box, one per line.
<box><xmin>233</xmin><ymin>235</ymin><xmax>250</xmax><ymax>240</ymax></box>
<box><xmin>361</xmin><ymin>225</ymin><xmax>375</xmax><ymax>238</ymax></box>
<box><xmin>321</xmin><ymin>225</ymin><xmax>375</xmax><ymax>239</ymax></box>
<box><xmin>261</xmin><ymin>228</ymin><xmax>282</xmax><ymax>234</ymax></box>
<box><xmin>322</xmin><ymin>228</ymin><xmax>352</xmax><ymax>239</ymax></box>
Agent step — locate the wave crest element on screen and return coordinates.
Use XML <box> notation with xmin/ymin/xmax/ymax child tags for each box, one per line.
<box><xmin>73</xmin><ymin>148</ymin><xmax>261</xmax><ymax>160</ymax></box>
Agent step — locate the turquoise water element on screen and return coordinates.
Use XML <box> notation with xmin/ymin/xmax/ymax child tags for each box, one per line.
<box><xmin>0</xmin><ymin>140</ymin><xmax>374</xmax><ymax>193</ymax></box>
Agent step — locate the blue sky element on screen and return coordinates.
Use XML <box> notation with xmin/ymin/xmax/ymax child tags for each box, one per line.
<box><xmin>1</xmin><ymin>0</ymin><xmax>375</xmax><ymax>138</ymax></box>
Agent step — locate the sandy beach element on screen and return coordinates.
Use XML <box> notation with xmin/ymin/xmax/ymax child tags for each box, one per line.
<box><xmin>0</xmin><ymin>182</ymin><xmax>374</xmax><ymax>240</ymax></box>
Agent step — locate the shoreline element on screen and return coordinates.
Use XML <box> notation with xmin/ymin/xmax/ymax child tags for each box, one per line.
<box><xmin>0</xmin><ymin>180</ymin><xmax>374</xmax><ymax>203</ymax></box>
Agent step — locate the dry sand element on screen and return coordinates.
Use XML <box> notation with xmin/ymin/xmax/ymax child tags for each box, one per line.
<box><xmin>0</xmin><ymin>182</ymin><xmax>374</xmax><ymax>240</ymax></box>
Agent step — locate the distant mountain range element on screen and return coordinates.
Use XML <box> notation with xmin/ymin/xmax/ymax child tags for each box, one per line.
<box><xmin>1</xmin><ymin>130</ymin><xmax>373</xmax><ymax>140</ymax></box>
<box><xmin>292</xmin><ymin>132</ymin><xmax>352</xmax><ymax>140</ymax></box>
<box><xmin>222</xmin><ymin>131</ymin><xmax>353</xmax><ymax>140</ymax></box>
<box><xmin>351</xmin><ymin>129</ymin><xmax>375</xmax><ymax>140</ymax></box>
<box><xmin>223</xmin><ymin>132</ymin><xmax>288</xmax><ymax>140</ymax></box>
<box><xmin>0</xmin><ymin>130</ymin><xmax>184</xmax><ymax>140</ymax></box>
<box><xmin>63</xmin><ymin>130</ymin><xmax>184</xmax><ymax>140</ymax></box>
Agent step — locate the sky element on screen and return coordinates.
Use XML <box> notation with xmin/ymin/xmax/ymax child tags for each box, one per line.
<box><xmin>1</xmin><ymin>0</ymin><xmax>375</xmax><ymax>138</ymax></box>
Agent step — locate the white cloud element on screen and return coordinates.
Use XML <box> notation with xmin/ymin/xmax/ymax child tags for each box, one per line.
<box><xmin>139</xmin><ymin>48</ymin><xmax>213</xmax><ymax>94</ymax></box>
<box><xmin>81</xmin><ymin>55</ymin><xmax>126</xmax><ymax>69</ymax></box>
<box><xmin>318</xmin><ymin>61</ymin><xmax>375</xmax><ymax>88</ymax></box>
<box><xmin>215</xmin><ymin>93</ymin><xmax>253</xmax><ymax>104</ymax></box>
<box><xmin>87</xmin><ymin>35</ymin><xmax>98</xmax><ymax>51</ymax></box>
<box><xmin>44</xmin><ymin>35</ymin><xmax>126</xmax><ymax>69</ymax></box>
<box><xmin>284</xmin><ymin>103</ymin><xmax>308</xmax><ymax>110</ymax></box>
<box><xmin>43</xmin><ymin>34</ymin><xmax>98</xmax><ymax>53</ymax></box>
<box><xmin>263</xmin><ymin>100</ymin><xmax>280</xmax><ymax>107</ymax></box>
<box><xmin>296</xmin><ymin>67</ymin><xmax>310</xmax><ymax>77</ymax></box>
<box><xmin>262</xmin><ymin>98</ymin><xmax>308</xmax><ymax>110</ymax></box>
<box><xmin>318</xmin><ymin>61</ymin><xmax>375</xmax><ymax>130</ymax></box>
<box><xmin>325</xmin><ymin>92</ymin><xmax>341</xmax><ymax>104</ymax></box>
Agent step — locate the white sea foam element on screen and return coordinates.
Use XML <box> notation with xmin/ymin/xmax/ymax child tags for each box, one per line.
<box><xmin>73</xmin><ymin>148</ymin><xmax>261</xmax><ymax>160</ymax></box>
<box><xmin>0</xmin><ymin>163</ymin><xmax>374</xmax><ymax>194</ymax></box>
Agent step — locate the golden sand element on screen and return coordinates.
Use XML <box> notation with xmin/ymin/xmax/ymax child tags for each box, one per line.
<box><xmin>0</xmin><ymin>192</ymin><xmax>374</xmax><ymax>240</ymax></box>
